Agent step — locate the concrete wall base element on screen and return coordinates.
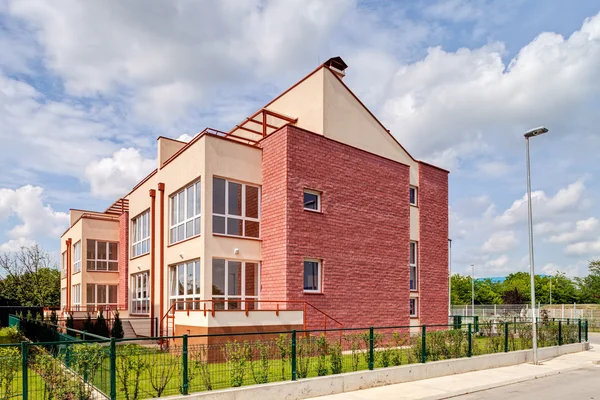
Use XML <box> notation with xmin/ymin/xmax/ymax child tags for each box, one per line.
<box><xmin>161</xmin><ymin>342</ymin><xmax>589</xmax><ymax>400</ymax></box>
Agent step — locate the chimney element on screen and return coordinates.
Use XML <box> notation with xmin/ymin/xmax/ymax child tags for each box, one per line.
<box><xmin>324</xmin><ymin>56</ymin><xmax>348</xmax><ymax>79</ymax></box>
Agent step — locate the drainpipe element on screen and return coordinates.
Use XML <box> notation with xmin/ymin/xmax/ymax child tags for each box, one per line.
<box><xmin>158</xmin><ymin>183</ymin><xmax>165</xmax><ymax>336</ymax></box>
<box><xmin>149</xmin><ymin>189</ymin><xmax>156</xmax><ymax>336</ymax></box>
<box><xmin>66</xmin><ymin>238</ymin><xmax>72</xmax><ymax>313</ymax></box>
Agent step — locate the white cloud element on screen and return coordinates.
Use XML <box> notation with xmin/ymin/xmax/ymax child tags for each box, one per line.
<box><xmin>547</xmin><ymin>217</ymin><xmax>599</xmax><ymax>244</ymax></box>
<box><xmin>481</xmin><ymin>230</ymin><xmax>518</xmax><ymax>253</ymax></box>
<box><xmin>476</xmin><ymin>160</ymin><xmax>514</xmax><ymax>178</ymax></box>
<box><xmin>176</xmin><ymin>133</ymin><xmax>196</xmax><ymax>143</ymax></box>
<box><xmin>85</xmin><ymin>148</ymin><xmax>156</xmax><ymax>199</ymax></box>
<box><xmin>482</xmin><ymin>254</ymin><xmax>511</xmax><ymax>275</ymax></box>
<box><xmin>0</xmin><ymin>186</ymin><xmax>69</xmax><ymax>248</ymax></box>
<box><xmin>534</xmin><ymin>221</ymin><xmax>570</xmax><ymax>235</ymax></box>
<box><xmin>565</xmin><ymin>239</ymin><xmax>600</xmax><ymax>257</ymax></box>
<box><xmin>540</xmin><ymin>262</ymin><xmax>582</xmax><ymax>278</ymax></box>
<box><xmin>0</xmin><ymin>238</ymin><xmax>35</xmax><ymax>253</ymax></box>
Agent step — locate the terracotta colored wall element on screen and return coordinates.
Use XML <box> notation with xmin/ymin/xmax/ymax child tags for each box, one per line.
<box><xmin>118</xmin><ymin>212</ymin><xmax>129</xmax><ymax>307</ymax></box>
<box><xmin>261</xmin><ymin>125</ymin><xmax>411</xmax><ymax>328</ymax></box>
<box><xmin>418</xmin><ymin>162</ymin><xmax>449</xmax><ymax>326</ymax></box>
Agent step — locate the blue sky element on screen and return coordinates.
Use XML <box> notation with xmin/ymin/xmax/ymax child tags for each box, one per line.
<box><xmin>1</xmin><ymin>0</ymin><xmax>599</xmax><ymax>277</ymax></box>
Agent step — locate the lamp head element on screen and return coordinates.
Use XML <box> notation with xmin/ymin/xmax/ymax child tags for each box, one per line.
<box><xmin>524</xmin><ymin>126</ymin><xmax>548</xmax><ymax>138</ymax></box>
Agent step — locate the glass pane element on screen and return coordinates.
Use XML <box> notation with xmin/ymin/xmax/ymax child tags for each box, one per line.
<box><xmin>170</xmin><ymin>267</ymin><xmax>177</xmax><ymax>296</ymax></box>
<box><xmin>244</xmin><ymin>220</ymin><xmax>260</xmax><ymax>238</ymax></box>
<box><xmin>177</xmin><ymin>224</ymin><xmax>184</xmax><ymax>242</ymax></box>
<box><xmin>227</xmin><ymin>182</ymin><xmax>242</xmax><ymax>216</ymax></box>
<box><xmin>186</xmin><ymin>220</ymin><xmax>193</xmax><ymax>238</ymax></box>
<box><xmin>228</xmin><ymin>261</ymin><xmax>242</xmax><ymax>296</ymax></box>
<box><xmin>245</xmin><ymin>263</ymin><xmax>259</xmax><ymax>297</ymax></box>
<box><xmin>108</xmin><ymin>285</ymin><xmax>118</xmax><ymax>303</ymax></box>
<box><xmin>86</xmin><ymin>240</ymin><xmax>95</xmax><ymax>260</ymax></box>
<box><xmin>187</xmin><ymin>262</ymin><xmax>194</xmax><ymax>295</ymax></box>
<box><xmin>87</xmin><ymin>284</ymin><xmax>95</xmax><ymax>303</ymax></box>
<box><xmin>97</xmin><ymin>285</ymin><xmax>107</xmax><ymax>304</ymax></box>
<box><xmin>226</xmin><ymin>218</ymin><xmax>243</xmax><ymax>236</ymax></box>
<box><xmin>97</xmin><ymin>242</ymin><xmax>107</xmax><ymax>260</ymax></box>
<box><xmin>195</xmin><ymin>182</ymin><xmax>201</xmax><ymax>216</ymax></box>
<box><xmin>213</xmin><ymin>178</ymin><xmax>226</xmax><ymax>214</ymax></box>
<box><xmin>304</xmin><ymin>192</ymin><xmax>319</xmax><ymax>210</ymax></box>
<box><xmin>194</xmin><ymin>261</ymin><xmax>201</xmax><ymax>295</ymax></box>
<box><xmin>109</xmin><ymin>262</ymin><xmax>118</xmax><ymax>271</ymax></box>
<box><xmin>132</xmin><ymin>219</ymin><xmax>138</xmax><ymax>242</ymax></box>
<box><xmin>178</xmin><ymin>192</ymin><xmax>185</xmax><ymax>225</ymax></box>
<box><xmin>170</xmin><ymin>228</ymin><xmax>177</xmax><ymax>244</ymax></box>
<box><xmin>304</xmin><ymin>261</ymin><xmax>319</xmax><ymax>291</ymax></box>
<box><xmin>171</xmin><ymin>196</ymin><xmax>177</xmax><ymax>226</ymax></box>
<box><xmin>410</xmin><ymin>242</ymin><xmax>416</xmax><ymax>265</ymax></box>
<box><xmin>178</xmin><ymin>264</ymin><xmax>185</xmax><ymax>296</ymax></box>
<box><xmin>213</xmin><ymin>216</ymin><xmax>225</xmax><ymax>234</ymax></box>
<box><xmin>187</xmin><ymin>186</ymin><xmax>194</xmax><ymax>219</ymax></box>
<box><xmin>245</xmin><ymin>185</ymin><xmax>259</xmax><ymax>218</ymax></box>
<box><xmin>87</xmin><ymin>260</ymin><xmax>95</xmax><ymax>271</ymax></box>
<box><xmin>212</xmin><ymin>259</ymin><xmax>226</xmax><ymax>296</ymax></box>
<box><xmin>97</xmin><ymin>261</ymin><xmax>107</xmax><ymax>271</ymax></box>
<box><xmin>194</xmin><ymin>217</ymin><xmax>200</xmax><ymax>236</ymax></box>
<box><xmin>108</xmin><ymin>242</ymin><xmax>118</xmax><ymax>260</ymax></box>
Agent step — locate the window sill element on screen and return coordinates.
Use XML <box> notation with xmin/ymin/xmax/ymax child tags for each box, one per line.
<box><xmin>410</xmin><ymin>289</ymin><xmax>419</xmax><ymax>293</ymax></box>
<box><xmin>167</xmin><ymin>234</ymin><xmax>201</xmax><ymax>248</ymax></box>
<box><xmin>87</xmin><ymin>270</ymin><xmax>119</xmax><ymax>273</ymax></box>
<box><xmin>303</xmin><ymin>208</ymin><xmax>323</xmax><ymax>214</ymax></box>
<box><xmin>410</xmin><ymin>204</ymin><xmax>418</xmax><ymax>208</ymax></box>
<box><xmin>130</xmin><ymin>253</ymin><xmax>150</xmax><ymax>261</ymax></box>
<box><xmin>130</xmin><ymin>313</ymin><xmax>150</xmax><ymax>317</ymax></box>
<box><xmin>212</xmin><ymin>233</ymin><xmax>262</xmax><ymax>241</ymax></box>
<box><xmin>72</xmin><ymin>271</ymin><xmax>81</xmax><ymax>275</ymax></box>
<box><xmin>410</xmin><ymin>316</ymin><xmax>419</xmax><ymax>319</ymax></box>
<box><xmin>303</xmin><ymin>291</ymin><xmax>324</xmax><ymax>295</ymax></box>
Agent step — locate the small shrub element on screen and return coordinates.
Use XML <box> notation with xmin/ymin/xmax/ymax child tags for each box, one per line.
<box><xmin>223</xmin><ymin>341</ymin><xmax>250</xmax><ymax>387</ymax></box>
<box><xmin>95</xmin><ymin>311</ymin><xmax>110</xmax><ymax>338</ymax></box>
<box><xmin>116</xmin><ymin>344</ymin><xmax>148</xmax><ymax>400</ymax></box>
<box><xmin>0</xmin><ymin>347</ymin><xmax>20</xmax><ymax>399</ymax></box>
<box><xmin>189</xmin><ymin>346</ymin><xmax>212</xmax><ymax>391</ymax></box>
<box><xmin>82</xmin><ymin>313</ymin><xmax>94</xmax><ymax>336</ymax></box>
<box><xmin>34</xmin><ymin>352</ymin><xmax>74</xmax><ymax>399</ymax></box>
<box><xmin>66</xmin><ymin>313</ymin><xmax>75</xmax><ymax>331</ymax></box>
<box><xmin>379</xmin><ymin>342</ymin><xmax>392</xmax><ymax>368</ymax></box>
<box><xmin>391</xmin><ymin>332</ymin><xmax>405</xmax><ymax>366</ymax></box>
<box><xmin>71</xmin><ymin>343</ymin><xmax>106</xmax><ymax>400</ymax></box>
<box><xmin>147</xmin><ymin>349</ymin><xmax>179</xmax><ymax>397</ymax></box>
<box><xmin>111</xmin><ymin>311</ymin><xmax>124</xmax><ymax>339</ymax></box>
<box><xmin>329</xmin><ymin>341</ymin><xmax>343</xmax><ymax>374</ymax></box>
<box><xmin>296</xmin><ymin>336</ymin><xmax>313</xmax><ymax>379</ymax></box>
<box><xmin>0</xmin><ymin>327</ymin><xmax>23</xmax><ymax>344</ymax></box>
<box><xmin>275</xmin><ymin>334</ymin><xmax>290</xmax><ymax>380</ymax></box>
<box><xmin>316</xmin><ymin>334</ymin><xmax>329</xmax><ymax>376</ymax></box>
<box><xmin>249</xmin><ymin>341</ymin><xmax>270</xmax><ymax>384</ymax></box>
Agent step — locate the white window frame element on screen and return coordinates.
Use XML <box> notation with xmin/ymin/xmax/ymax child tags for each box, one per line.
<box><xmin>410</xmin><ymin>186</ymin><xmax>418</xmax><ymax>206</ymax></box>
<box><xmin>410</xmin><ymin>298</ymin><xmax>418</xmax><ymax>317</ymax></box>
<box><xmin>170</xmin><ymin>180</ymin><xmax>201</xmax><ymax>244</ymax></box>
<box><xmin>61</xmin><ymin>251</ymin><xmax>67</xmax><ymax>278</ymax></box>
<box><xmin>410</xmin><ymin>241</ymin><xmax>418</xmax><ymax>291</ymax></box>
<box><xmin>73</xmin><ymin>241</ymin><xmax>81</xmax><ymax>273</ymax></box>
<box><xmin>86</xmin><ymin>283</ymin><xmax>118</xmax><ymax>310</ymax></box>
<box><xmin>303</xmin><ymin>259</ymin><xmax>322</xmax><ymax>293</ymax></box>
<box><xmin>71</xmin><ymin>284</ymin><xmax>81</xmax><ymax>309</ymax></box>
<box><xmin>169</xmin><ymin>260</ymin><xmax>201</xmax><ymax>310</ymax></box>
<box><xmin>303</xmin><ymin>189</ymin><xmax>321</xmax><ymax>212</ymax></box>
<box><xmin>212</xmin><ymin>177</ymin><xmax>261</xmax><ymax>239</ymax></box>
<box><xmin>61</xmin><ymin>288</ymin><xmax>66</xmax><ymax>310</ymax></box>
<box><xmin>86</xmin><ymin>240</ymin><xmax>118</xmax><ymax>272</ymax></box>
<box><xmin>131</xmin><ymin>272</ymin><xmax>150</xmax><ymax>315</ymax></box>
<box><xmin>211</xmin><ymin>259</ymin><xmax>260</xmax><ymax>310</ymax></box>
<box><xmin>132</xmin><ymin>210</ymin><xmax>150</xmax><ymax>258</ymax></box>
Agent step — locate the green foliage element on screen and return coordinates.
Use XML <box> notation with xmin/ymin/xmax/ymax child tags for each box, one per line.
<box><xmin>66</xmin><ymin>313</ymin><xmax>75</xmax><ymax>330</ymax></box>
<box><xmin>223</xmin><ymin>341</ymin><xmax>249</xmax><ymax>387</ymax></box>
<box><xmin>82</xmin><ymin>313</ymin><xmax>94</xmax><ymax>336</ymax></box>
<box><xmin>0</xmin><ymin>346</ymin><xmax>20</xmax><ymax>400</ymax></box>
<box><xmin>34</xmin><ymin>352</ymin><xmax>74</xmax><ymax>399</ymax></box>
<box><xmin>71</xmin><ymin>343</ymin><xmax>106</xmax><ymax>400</ymax></box>
<box><xmin>116</xmin><ymin>344</ymin><xmax>149</xmax><ymax>400</ymax></box>
<box><xmin>391</xmin><ymin>332</ymin><xmax>405</xmax><ymax>366</ymax></box>
<box><xmin>296</xmin><ymin>336</ymin><xmax>313</xmax><ymax>379</ymax></box>
<box><xmin>315</xmin><ymin>334</ymin><xmax>328</xmax><ymax>376</ymax></box>
<box><xmin>275</xmin><ymin>334</ymin><xmax>290</xmax><ymax>380</ymax></box>
<box><xmin>95</xmin><ymin>311</ymin><xmax>110</xmax><ymax>338</ymax></box>
<box><xmin>111</xmin><ymin>311</ymin><xmax>124</xmax><ymax>338</ymax></box>
<box><xmin>189</xmin><ymin>346</ymin><xmax>212</xmax><ymax>391</ymax></box>
<box><xmin>329</xmin><ymin>341</ymin><xmax>343</xmax><ymax>374</ymax></box>
<box><xmin>343</xmin><ymin>334</ymin><xmax>362</xmax><ymax>371</ymax></box>
<box><xmin>249</xmin><ymin>341</ymin><xmax>270</xmax><ymax>384</ymax></box>
<box><xmin>0</xmin><ymin>327</ymin><xmax>23</xmax><ymax>344</ymax></box>
<box><xmin>147</xmin><ymin>350</ymin><xmax>179</xmax><ymax>397</ymax></box>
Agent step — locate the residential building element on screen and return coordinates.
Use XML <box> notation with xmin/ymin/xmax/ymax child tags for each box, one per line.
<box><xmin>59</xmin><ymin>57</ymin><xmax>449</xmax><ymax>338</ymax></box>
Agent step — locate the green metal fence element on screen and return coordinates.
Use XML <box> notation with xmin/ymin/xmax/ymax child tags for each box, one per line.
<box><xmin>1</xmin><ymin>316</ymin><xmax>589</xmax><ymax>400</ymax></box>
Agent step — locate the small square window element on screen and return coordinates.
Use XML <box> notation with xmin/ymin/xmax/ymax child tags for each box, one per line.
<box><xmin>303</xmin><ymin>260</ymin><xmax>321</xmax><ymax>292</ymax></box>
<box><xmin>410</xmin><ymin>298</ymin><xmax>418</xmax><ymax>317</ymax></box>
<box><xmin>304</xmin><ymin>190</ymin><xmax>321</xmax><ymax>212</ymax></box>
<box><xmin>410</xmin><ymin>187</ymin><xmax>417</xmax><ymax>206</ymax></box>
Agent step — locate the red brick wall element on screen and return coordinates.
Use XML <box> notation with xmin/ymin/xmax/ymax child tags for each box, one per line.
<box><xmin>418</xmin><ymin>162</ymin><xmax>449</xmax><ymax>326</ymax></box>
<box><xmin>261</xmin><ymin>126</ymin><xmax>411</xmax><ymax>328</ymax></box>
<box><xmin>118</xmin><ymin>212</ymin><xmax>129</xmax><ymax>307</ymax></box>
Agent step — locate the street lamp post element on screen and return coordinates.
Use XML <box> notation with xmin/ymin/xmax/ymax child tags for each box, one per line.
<box><xmin>524</xmin><ymin>126</ymin><xmax>548</xmax><ymax>365</ymax></box>
<box><xmin>471</xmin><ymin>264</ymin><xmax>475</xmax><ymax>317</ymax></box>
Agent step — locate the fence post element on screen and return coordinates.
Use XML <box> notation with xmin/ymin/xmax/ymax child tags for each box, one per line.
<box><xmin>585</xmin><ymin>320</ymin><xmax>588</xmax><ymax>342</ymax></box>
<box><xmin>467</xmin><ymin>323</ymin><xmax>472</xmax><ymax>357</ymax></box>
<box><xmin>474</xmin><ymin>316</ymin><xmax>479</xmax><ymax>333</ymax></box>
<box><xmin>558</xmin><ymin>320</ymin><xmax>562</xmax><ymax>346</ymax></box>
<box><xmin>369</xmin><ymin>327</ymin><xmax>375</xmax><ymax>370</ymax></box>
<box><xmin>182</xmin><ymin>334</ymin><xmax>189</xmax><ymax>394</ymax></box>
<box><xmin>513</xmin><ymin>316</ymin><xmax>517</xmax><ymax>334</ymax></box>
<box><xmin>504</xmin><ymin>322</ymin><xmax>509</xmax><ymax>352</ymax></box>
<box><xmin>421</xmin><ymin>325</ymin><xmax>427</xmax><ymax>363</ymax></box>
<box><xmin>82</xmin><ymin>330</ymin><xmax>86</xmax><ymax>341</ymax></box>
<box><xmin>65</xmin><ymin>345</ymin><xmax>71</xmax><ymax>368</ymax></box>
<box><xmin>578</xmin><ymin>319</ymin><xmax>582</xmax><ymax>343</ymax></box>
<box><xmin>291</xmin><ymin>330</ymin><xmax>297</xmax><ymax>381</ymax></box>
<box><xmin>21</xmin><ymin>341</ymin><xmax>28</xmax><ymax>400</ymax></box>
<box><xmin>110</xmin><ymin>338</ymin><xmax>117</xmax><ymax>400</ymax></box>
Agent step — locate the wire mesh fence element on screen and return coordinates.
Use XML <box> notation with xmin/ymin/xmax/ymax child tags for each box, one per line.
<box><xmin>1</xmin><ymin>315</ymin><xmax>589</xmax><ymax>400</ymax></box>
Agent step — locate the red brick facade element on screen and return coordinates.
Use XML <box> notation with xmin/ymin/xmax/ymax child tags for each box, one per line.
<box><xmin>261</xmin><ymin>125</ymin><xmax>414</xmax><ymax>328</ymax></box>
<box><xmin>418</xmin><ymin>162</ymin><xmax>449</xmax><ymax>326</ymax></box>
<box><xmin>118</xmin><ymin>212</ymin><xmax>129</xmax><ymax>307</ymax></box>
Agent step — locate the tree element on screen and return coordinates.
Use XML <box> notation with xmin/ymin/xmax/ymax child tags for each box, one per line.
<box><xmin>575</xmin><ymin>260</ymin><xmax>600</xmax><ymax>304</ymax></box>
<box><xmin>450</xmin><ymin>274</ymin><xmax>473</xmax><ymax>305</ymax></box>
<box><xmin>82</xmin><ymin>313</ymin><xmax>94</xmax><ymax>335</ymax></box>
<box><xmin>111</xmin><ymin>311</ymin><xmax>124</xmax><ymax>338</ymax></box>
<box><xmin>95</xmin><ymin>311</ymin><xmax>110</xmax><ymax>338</ymax></box>
<box><xmin>0</xmin><ymin>244</ymin><xmax>60</xmax><ymax>306</ymax></box>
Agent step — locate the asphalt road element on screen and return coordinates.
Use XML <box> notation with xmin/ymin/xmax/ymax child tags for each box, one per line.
<box><xmin>451</xmin><ymin>365</ymin><xmax>600</xmax><ymax>400</ymax></box>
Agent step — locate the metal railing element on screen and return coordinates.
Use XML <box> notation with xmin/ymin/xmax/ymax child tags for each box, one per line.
<box><xmin>0</xmin><ymin>315</ymin><xmax>588</xmax><ymax>400</ymax></box>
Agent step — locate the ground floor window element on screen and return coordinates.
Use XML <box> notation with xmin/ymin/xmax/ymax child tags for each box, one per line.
<box><xmin>410</xmin><ymin>298</ymin><xmax>418</xmax><ymax>317</ymax></box>
<box><xmin>303</xmin><ymin>259</ymin><xmax>321</xmax><ymax>293</ymax></box>
<box><xmin>61</xmin><ymin>288</ymin><xmax>66</xmax><ymax>310</ymax></box>
<box><xmin>131</xmin><ymin>272</ymin><xmax>149</xmax><ymax>314</ymax></box>
<box><xmin>86</xmin><ymin>284</ymin><xmax>118</xmax><ymax>311</ymax></box>
<box><xmin>212</xmin><ymin>259</ymin><xmax>259</xmax><ymax>310</ymax></box>
<box><xmin>169</xmin><ymin>260</ymin><xmax>201</xmax><ymax>310</ymax></box>
<box><xmin>71</xmin><ymin>284</ymin><xmax>81</xmax><ymax>310</ymax></box>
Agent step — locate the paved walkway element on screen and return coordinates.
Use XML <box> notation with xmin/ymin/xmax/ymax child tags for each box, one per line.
<box><xmin>306</xmin><ymin>344</ymin><xmax>600</xmax><ymax>400</ymax></box>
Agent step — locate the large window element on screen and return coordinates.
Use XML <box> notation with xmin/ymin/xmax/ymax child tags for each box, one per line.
<box><xmin>410</xmin><ymin>298</ymin><xmax>418</xmax><ymax>317</ymax></box>
<box><xmin>73</xmin><ymin>241</ymin><xmax>81</xmax><ymax>273</ymax></box>
<box><xmin>86</xmin><ymin>284</ymin><xmax>118</xmax><ymax>311</ymax></box>
<box><xmin>170</xmin><ymin>181</ymin><xmax>201</xmax><ymax>244</ymax></box>
<box><xmin>410</xmin><ymin>241</ymin><xmax>418</xmax><ymax>291</ymax></box>
<box><xmin>212</xmin><ymin>259</ymin><xmax>259</xmax><ymax>310</ymax></box>
<box><xmin>212</xmin><ymin>177</ymin><xmax>260</xmax><ymax>238</ymax></box>
<box><xmin>61</xmin><ymin>252</ymin><xmax>67</xmax><ymax>278</ymax></box>
<box><xmin>303</xmin><ymin>260</ymin><xmax>321</xmax><ymax>293</ymax></box>
<box><xmin>169</xmin><ymin>260</ymin><xmax>201</xmax><ymax>310</ymax></box>
<box><xmin>86</xmin><ymin>240</ymin><xmax>118</xmax><ymax>271</ymax></box>
<box><xmin>131</xmin><ymin>272</ymin><xmax>149</xmax><ymax>314</ymax></box>
<box><xmin>71</xmin><ymin>284</ymin><xmax>81</xmax><ymax>309</ymax></box>
<box><xmin>132</xmin><ymin>211</ymin><xmax>150</xmax><ymax>257</ymax></box>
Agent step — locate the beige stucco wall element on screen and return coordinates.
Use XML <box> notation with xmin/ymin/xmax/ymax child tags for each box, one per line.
<box><xmin>158</xmin><ymin>137</ymin><xmax>186</xmax><ymax>168</ymax></box>
<box><xmin>410</xmin><ymin>206</ymin><xmax>419</xmax><ymax>241</ymax></box>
